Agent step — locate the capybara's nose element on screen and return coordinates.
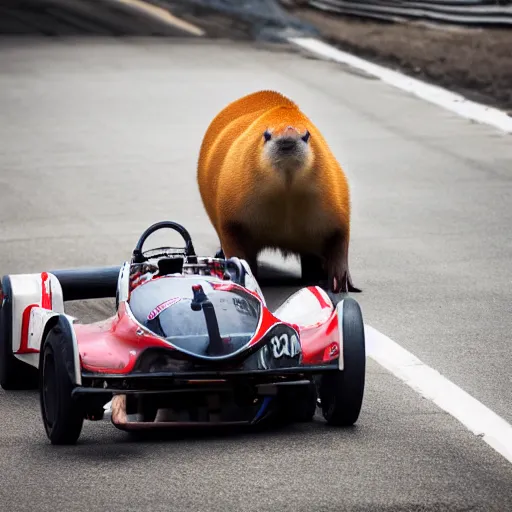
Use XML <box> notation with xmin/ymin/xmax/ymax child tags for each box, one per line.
<box><xmin>278</xmin><ymin>137</ymin><xmax>297</xmax><ymax>152</ymax></box>
<box><xmin>282</xmin><ymin>125</ymin><xmax>299</xmax><ymax>138</ymax></box>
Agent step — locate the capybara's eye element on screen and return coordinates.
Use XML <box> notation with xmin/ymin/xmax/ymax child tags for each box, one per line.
<box><xmin>301</xmin><ymin>130</ymin><xmax>311</xmax><ymax>143</ymax></box>
<box><xmin>263</xmin><ymin>130</ymin><xmax>272</xmax><ymax>142</ymax></box>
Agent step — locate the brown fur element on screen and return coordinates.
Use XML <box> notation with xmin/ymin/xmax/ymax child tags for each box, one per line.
<box><xmin>196</xmin><ymin>90</ymin><xmax>360</xmax><ymax>293</ymax></box>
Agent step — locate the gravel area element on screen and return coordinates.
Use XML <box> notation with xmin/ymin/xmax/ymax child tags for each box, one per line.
<box><xmin>284</xmin><ymin>5</ymin><xmax>512</xmax><ymax>112</ymax></box>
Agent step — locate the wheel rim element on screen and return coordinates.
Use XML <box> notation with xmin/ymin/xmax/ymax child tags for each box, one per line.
<box><xmin>42</xmin><ymin>349</ymin><xmax>57</xmax><ymax>430</ymax></box>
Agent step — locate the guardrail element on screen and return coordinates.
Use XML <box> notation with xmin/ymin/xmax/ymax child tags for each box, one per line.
<box><xmin>294</xmin><ymin>0</ymin><xmax>512</xmax><ymax>25</ymax></box>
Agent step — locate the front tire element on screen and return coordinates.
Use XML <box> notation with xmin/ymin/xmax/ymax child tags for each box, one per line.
<box><xmin>39</xmin><ymin>325</ymin><xmax>84</xmax><ymax>445</ymax></box>
<box><xmin>319</xmin><ymin>297</ymin><xmax>366</xmax><ymax>426</ymax></box>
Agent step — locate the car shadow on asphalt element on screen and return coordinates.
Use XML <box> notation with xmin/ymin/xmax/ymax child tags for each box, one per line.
<box><xmin>119</xmin><ymin>418</ymin><xmax>362</xmax><ymax>444</ymax></box>
<box><xmin>32</xmin><ymin>416</ymin><xmax>364</xmax><ymax>459</ymax></box>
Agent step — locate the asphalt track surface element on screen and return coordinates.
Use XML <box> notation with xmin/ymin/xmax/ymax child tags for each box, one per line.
<box><xmin>1</xmin><ymin>37</ymin><xmax>512</xmax><ymax>512</ymax></box>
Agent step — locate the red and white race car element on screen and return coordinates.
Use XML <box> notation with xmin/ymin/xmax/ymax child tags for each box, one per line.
<box><xmin>0</xmin><ymin>221</ymin><xmax>366</xmax><ymax>445</ymax></box>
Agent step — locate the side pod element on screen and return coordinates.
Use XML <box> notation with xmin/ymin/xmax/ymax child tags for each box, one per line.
<box><xmin>3</xmin><ymin>272</ymin><xmax>65</xmax><ymax>368</ymax></box>
<box><xmin>1</xmin><ymin>272</ymin><xmax>66</xmax><ymax>389</ymax></box>
<box><xmin>273</xmin><ymin>286</ymin><xmax>334</xmax><ymax>328</ymax></box>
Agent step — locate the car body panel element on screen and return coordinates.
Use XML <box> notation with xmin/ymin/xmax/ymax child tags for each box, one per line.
<box><xmin>9</xmin><ymin>272</ymin><xmax>64</xmax><ymax>355</ymax></box>
<box><xmin>4</xmin><ymin>261</ymin><xmax>342</xmax><ymax>380</ymax></box>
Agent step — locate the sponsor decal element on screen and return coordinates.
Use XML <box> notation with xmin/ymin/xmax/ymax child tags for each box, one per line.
<box><xmin>326</xmin><ymin>341</ymin><xmax>340</xmax><ymax>360</ymax></box>
<box><xmin>257</xmin><ymin>326</ymin><xmax>302</xmax><ymax>370</ymax></box>
<box><xmin>233</xmin><ymin>297</ymin><xmax>254</xmax><ymax>316</ymax></box>
<box><xmin>147</xmin><ymin>297</ymin><xmax>181</xmax><ymax>320</ymax></box>
<box><xmin>269</xmin><ymin>332</ymin><xmax>301</xmax><ymax>359</ymax></box>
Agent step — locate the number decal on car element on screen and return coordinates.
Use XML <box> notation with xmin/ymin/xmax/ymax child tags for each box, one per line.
<box><xmin>269</xmin><ymin>332</ymin><xmax>301</xmax><ymax>359</ymax></box>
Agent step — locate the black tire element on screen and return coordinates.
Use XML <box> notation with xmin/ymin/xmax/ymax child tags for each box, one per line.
<box><xmin>39</xmin><ymin>324</ymin><xmax>84</xmax><ymax>445</ymax></box>
<box><xmin>319</xmin><ymin>297</ymin><xmax>366</xmax><ymax>426</ymax></box>
<box><xmin>293</xmin><ymin>380</ymin><xmax>318</xmax><ymax>422</ymax></box>
<box><xmin>0</xmin><ymin>276</ymin><xmax>38</xmax><ymax>390</ymax></box>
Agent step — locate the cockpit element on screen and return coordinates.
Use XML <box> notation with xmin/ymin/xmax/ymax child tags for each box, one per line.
<box><xmin>121</xmin><ymin>220</ymin><xmax>265</xmax><ymax>359</ymax></box>
<box><xmin>128</xmin><ymin>275</ymin><xmax>262</xmax><ymax>358</ymax></box>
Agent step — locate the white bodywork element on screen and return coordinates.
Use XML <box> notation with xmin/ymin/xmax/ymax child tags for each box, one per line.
<box><xmin>274</xmin><ymin>286</ymin><xmax>333</xmax><ymax>327</ymax></box>
<box><xmin>7</xmin><ymin>273</ymin><xmax>77</xmax><ymax>374</ymax></box>
<box><xmin>117</xmin><ymin>261</ymin><xmax>131</xmax><ymax>304</ymax></box>
<box><xmin>9</xmin><ymin>272</ymin><xmax>64</xmax><ymax>354</ymax></box>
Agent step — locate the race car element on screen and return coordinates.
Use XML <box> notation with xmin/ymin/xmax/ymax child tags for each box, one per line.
<box><xmin>0</xmin><ymin>220</ymin><xmax>366</xmax><ymax>445</ymax></box>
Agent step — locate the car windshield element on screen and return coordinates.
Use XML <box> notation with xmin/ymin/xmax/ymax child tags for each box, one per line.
<box><xmin>127</xmin><ymin>276</ymin><xmax>262</xmax><ymax>358</ymax></box>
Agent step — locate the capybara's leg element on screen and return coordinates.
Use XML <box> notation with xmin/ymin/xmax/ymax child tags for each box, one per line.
<box><xmin>324</xmin><ymin>230</ymin><xmax>361</xmax><ymax>294</ymax></box>
<box><xmin>300</xmin><ymin>253</ymin><xmax>327</xmax><ymax>286</ymax></box>
<box><xmin>219</xmin><ymin>221</ymin><xmax>259</xmax><ymax>278</ymax></box>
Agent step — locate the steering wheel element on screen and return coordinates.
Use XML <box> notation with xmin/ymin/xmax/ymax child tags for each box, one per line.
<box><xmin>132</xmin><ymin>221</ymin><xmax>197</xmax><ymax>264</ymax></box>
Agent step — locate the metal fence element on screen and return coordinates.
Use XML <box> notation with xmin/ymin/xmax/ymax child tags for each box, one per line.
<box><xmin>294</xmin><ymin>0</ymin><xmax>512</xmax><ymax>25</ymax></box>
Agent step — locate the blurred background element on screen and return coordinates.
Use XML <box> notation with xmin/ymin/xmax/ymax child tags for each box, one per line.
<box><xmin>1</xmin><ymin>0</ymin><xmax>511</xmax><ymax>111</ymax></box>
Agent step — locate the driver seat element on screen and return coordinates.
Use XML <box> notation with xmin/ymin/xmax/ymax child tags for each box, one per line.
<box><xmin>157</xmin><ymin>256</ymin><xmax>184</xmax><ymax>276</ymax></box>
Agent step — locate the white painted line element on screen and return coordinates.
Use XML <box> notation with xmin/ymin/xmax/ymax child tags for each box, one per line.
<box><xmin>365</xmin><ymin>324</ymin><xmax>512</xmax><ymax>465</ymax></box>
<box><xmin>288</xmin><ymin>37</ymin><xmax>512</xmax><ymax>135</ymax></box>
<box><xmin>112</xmin><ymin>0</ymin><xmax>205</xmax><ymax>36</ymax></box>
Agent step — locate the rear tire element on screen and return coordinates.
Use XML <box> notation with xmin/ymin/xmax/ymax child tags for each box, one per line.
<box><xmin>319</xmin><ymin>297</ymin><xmax>366</xmax><ymax>426</ymax></box>
<box><xmin>39</xmin><ymin>325</ymin><xmax>84</xmax><ymax>445</ymax></box>
<box><xmin>0</xmin><ymin>276</ymin><xmax>38</xmax><ymax>390</ymax></box>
